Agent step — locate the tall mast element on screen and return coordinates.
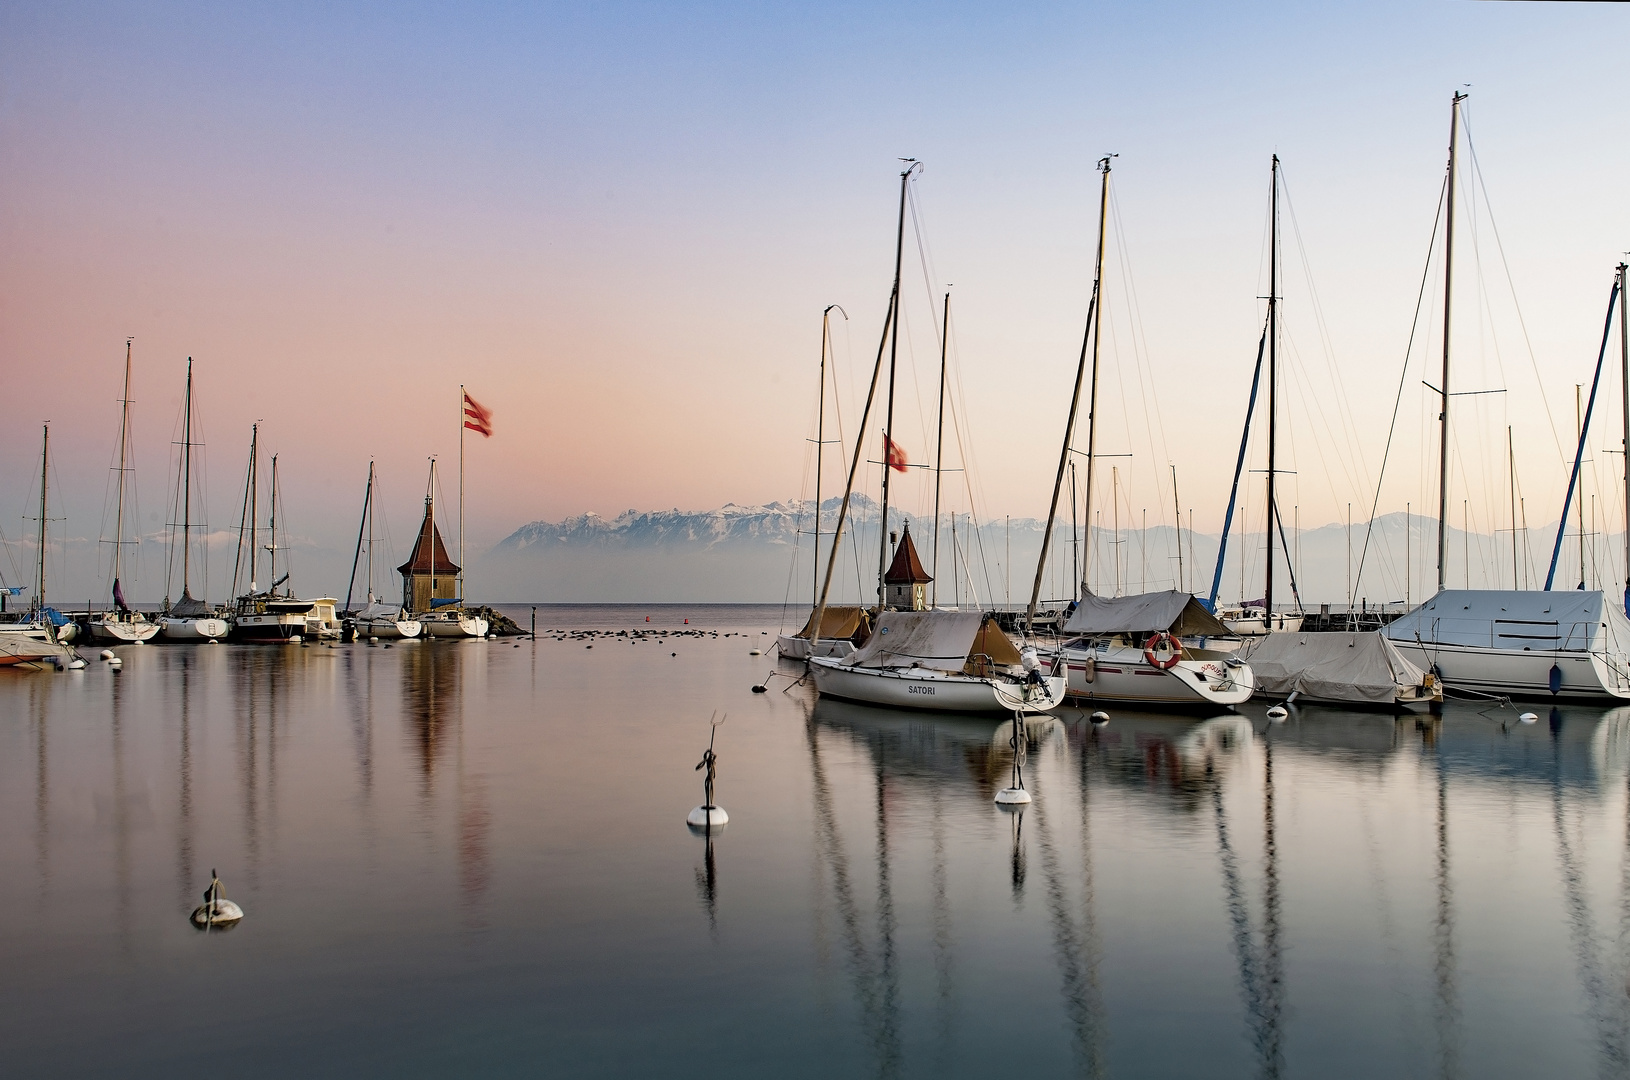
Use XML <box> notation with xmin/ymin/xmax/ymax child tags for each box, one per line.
<box><xmin>248</xmin><ymin>424</ymin><xmax>259</xmax><ymax>592</ymax></box>
<box><xmin>1508</xmin><ymin>427</ymin><xmax>1518</xmax><ymax>590</ymax></box>
<box><xmin>1171</xmin><ymin>464</ymin><xmax>1183</xmax><ymax>592</ymax></box>
<box><xmin>267</xmin><ymin>454</ymin><xmax>280</xmax><ymax>592</ymax></box>
<box><xmin>37</xmin><ymin>424</ymin><xmax>49</xmax><ymax>613</ymax></box>
<box><xmin>931</xmin><ymin>290</ymin><xmax>950</xmax><ymax>608</ymax></box>
<box><xmin>1027</xmin><ymin>155</ymin><xmax>1112</xmax><ymax>630</ymax></box>
<box><xmin>459</xmin><ymin>385</ymin><xmax>465</xmax><ymax>606</ymax></box>
<box><xmin>1436</xmin><ymin>92</ymin><xmax>1465</xmax><ymax>592</ymax></box>
<box><xmin>344</xmin><ymin>461</ymin><xmax>373</xmax><ymax>615</ymax></box>
<box><xmin>808</xmin><ymin>164</ymin><xmax>919</xmax><ymax>650</ymax></box>
<box><xmin>428</xmin><ymin>459</ymin><xmax>437</xmax><ymax>608</ymax></box>
<box><xmin>111</xmin><ymin>339</ymin><xmax>133</xmax><ymax>606</ymax></box>
<box><xmin>1265</xmin><ymin>156</ymin><xmax>1279</xmax><ymax>623</ymax></box>
<box><xmin>1070</xmin><ymin>461</ymin><xmax>1079</xmax><ymax>595</ymax></box>
<box><xmin>1577</xmin><ymin>385</ymin><xmax>1586</xmax><ymax>587</ymax></box>
<box><xmin>1621</xmin><ymin>262</ymin><xmax>1629</xmax><ymax>614</ymax></box>
<box><xmin>814</xmin><ymin>306</ymin><xmax>835</xmax><ymax>608</ymax></box>
<box><xmin>876</xmin><ymin>165</ymin><xmax>913</xmax><ymax>609</ymax></box>
<box><xmin>181</xmin><ymin>357</ymin><xmax>194</xmax><ymax>598</ymax></box>
<box><xmin>367</xmin><ymin>461</ymin><xmax>375</xmax><ymax>599</ymax></box>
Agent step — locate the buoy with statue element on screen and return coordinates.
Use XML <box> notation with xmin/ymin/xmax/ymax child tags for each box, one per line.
<box><xmin>687</xmin><ymin>713</ymin><xmax>728</xmax><ymax>830</ymax></box>
<box><xmin>995</xmin><ymin>710</ymin><xmax>1031</xmax><ymax>806</ymax></box>
<box><xmin>190</xmin><ymin>869</ymin><xmax>244</xmax><ymax>928</ymax></box>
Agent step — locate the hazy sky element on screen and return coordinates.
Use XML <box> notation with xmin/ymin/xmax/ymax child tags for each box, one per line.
<box><xmin>4</xmin><ymin>1</ymin><xmax>1628</xmax><ymax>600</ymax></box>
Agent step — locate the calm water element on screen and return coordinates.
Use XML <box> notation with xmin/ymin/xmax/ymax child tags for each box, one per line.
<box><xmin>4</xmin><ymin>603</ymin><xmax>1630</xmax><ymax>1078</ymax></box>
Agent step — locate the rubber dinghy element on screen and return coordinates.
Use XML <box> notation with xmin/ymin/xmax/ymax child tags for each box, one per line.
<box><xmin>809</xmin><ymin>610</ymin><xmax>1066</xmax><ymax>715</ymax></box>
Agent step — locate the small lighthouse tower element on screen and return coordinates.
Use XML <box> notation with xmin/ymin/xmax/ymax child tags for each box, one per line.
<box><xmin>883</xmin><ymin>522</ymin><xmax>933</xmax><ymax>611</ymax></box>
<box><xmin>398</xmin><ymin>497</ymin><xmax>460</xmax><ymax>614</ymax></box>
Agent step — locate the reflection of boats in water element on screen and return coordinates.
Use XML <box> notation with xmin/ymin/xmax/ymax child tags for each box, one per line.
<box><xmin>811</xmin><ymin>695</ymin><xmax>1059</xmax><ymax>799</ymax></box>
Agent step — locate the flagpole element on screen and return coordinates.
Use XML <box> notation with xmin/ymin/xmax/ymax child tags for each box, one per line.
<box><xmin>459</xmin><ymin>383</ymin><xmax>465</xmax><ymax>607</ymax></box>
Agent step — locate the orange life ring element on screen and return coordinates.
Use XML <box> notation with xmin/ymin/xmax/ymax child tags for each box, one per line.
<box><xmin>1143</xmin><ymin>632</ymin><xmax>1181</xmax><ymax>670</ymax></box>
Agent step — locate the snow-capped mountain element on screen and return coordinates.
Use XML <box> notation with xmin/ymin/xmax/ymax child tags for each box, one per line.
<box><xmin>474</xmin><ymin>501</ymin><xmax>1587</xmax><ymax>605</ymax></box>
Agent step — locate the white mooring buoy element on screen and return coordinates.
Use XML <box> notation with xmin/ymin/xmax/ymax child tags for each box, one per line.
<box><xmin>288</xmin><ymin>634</ymin><xmax>302</xmax><ymax>644</ymax></box>
<box><xmin>1090</xmin><ymin>710</ymin><xmax>1110</xmax><ymax>725</ymax></box>
<box><xmin>190</xmin><ymin>869</ymin><xmax>244</xmax><ymax>928</ymax></box>
<box><xmin>687</xmin><ymin>713</ymin><xmax>729</xmax><ymax>831</ymax></box>
<box><xmin>67</xmin><ymin>657</ymin><xmax>86</xmax><ymax>670</ymax></box>
<box><xmin>1519</xmin><ymin>712</ymin><xmax>1539</xmax><ymax>724</ymax></box>
<box><xmin>1267</xmin><ymin>705</ymin><xmax>1289</xmax><ymax>721</ymax></box>
<box><xmin>996</xmin><ymin>711</ymin><xmax>1032</xmax><ymax>806</ymax></box>
<box><xmin>100</xmin><ymin>650</ymin><xmax>115</xmax><ymax>661</ymax></box>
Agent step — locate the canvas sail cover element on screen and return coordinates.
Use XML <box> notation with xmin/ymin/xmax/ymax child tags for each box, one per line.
<box><xmin>1242</xmin><ymin>631</ymin><xmax>1427</xmax><ymax>704</ymax></box>
<box><xmin>1062</xmin><ymin>590</ymin><xmax>1232</xmax><ymax>638</ymax></box>
<box><xmin>356</xmin><ymin>598</ymin><xmax>401</xmax><ymax>620</ymax></box>
<box><xmin>169</xmin><ymin>593</ymin><xmax>213</xmax><ymax>617</ymax></box>
<box><xmin>796</xmin><ymin>605</ymin><xmax>867</xmax><ymax>641</ymax></box>
<box><xmin>969</xmin><ymin>618</ymin><xmax>1024</xmax><ymax>666</ymax></box>
<box><xmin>846</xmin><ymin>610</ymin><xmax>983</xmax><ymax>670</ymax></box>
<box><xmin>1383</xmin><ymin>590</ymin><xmax>1630</xmax><ymax>655</ymax></box>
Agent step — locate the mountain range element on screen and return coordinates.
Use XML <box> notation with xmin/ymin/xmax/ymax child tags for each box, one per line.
<box><xmin>477</xmin><ymin>496</ymin><xmax>1609</xmax><ymax>606</ymax></box>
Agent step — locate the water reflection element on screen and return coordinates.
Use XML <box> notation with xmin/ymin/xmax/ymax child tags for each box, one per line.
<box><xmin>17</xmin><ymin>623</ymin><xmax>1630</xmax><ymax>1077</ymax></box>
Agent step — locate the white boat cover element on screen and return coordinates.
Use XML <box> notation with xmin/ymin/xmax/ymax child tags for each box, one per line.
<box><xmin>1242</xmin><ymin>631</ymin><xmax>1427</xmax><ymax>704</ymax></box>
<box><xmin>846</xmin><ymin>610</ymin><xmax>984</xmax><ymax>670</ymax></box>
<box><xmin>356</xmin><ymin>599</ymin><xmax>404</xmax><ymax>620</ymax></box>
<box><xmin>1384</xmin><ymin>590</ymin><xmax>1630</xmax><ymax>655</ymax></box>
<box><xmin>1062</xmin><ymin>590</ymin><xmax>1232</xmax><ymax>637</ymax></box>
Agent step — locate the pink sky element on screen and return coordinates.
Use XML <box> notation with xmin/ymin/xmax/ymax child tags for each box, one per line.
<box><xmin>4</xmin><ymin>3</ymin><xmax>1630</xmax><ymax>601</ymax></box>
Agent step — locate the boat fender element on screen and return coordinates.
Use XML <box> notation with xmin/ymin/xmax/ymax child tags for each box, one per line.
<box><xmin>1083</xmin><ymin>657</ymin><xmax>1096</xmax><ymax>683</ymax></box>
<box><xmin>1143</xmin><ymin>632</ymin><xmax>1181</xmax><ymax>670</ymax></box>
<box><xmin>1549</xmin><ymin>663</ymin><xmax>1563</xmax><ymax>695</ymax></box>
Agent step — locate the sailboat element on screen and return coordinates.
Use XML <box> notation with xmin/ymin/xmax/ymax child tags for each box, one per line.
<box><xmin>345</xmin><ymin>462</ymin><xmax>422</xmax><ymax>640</ymax></box>
<box><xmin>160</xmin><ymin>359</ymin><xmax>228</xmax><ymax>641</ymax></box>
<box><xmin>1207</xmin><ymin>156</ymin><xmax>1304</xmax><ymax>636</ymax></box>
<box><xmin>0</xmin><ymin>424</ymin><xmax>78</xmax><ymax>668</ymax></box>
<box><xmin>1022</xmin><ymin>158</ymin><xmax>1256</xmax><ymax>709</ymax></box>
<box><xmin>404</xmin><ymin>460</ymin><xmax>488</xmax><ymax>638</ymax></box>
<box><xmin>778</xmin><ymin>305</ymin><xmax>866</xmax><ymax>661</ymax></box>
<box><xmin>88</xmin><ymin>341</ymin><xmax>160</xmax><ymax>644</ymax></box>
<box><xmin>1383</xmin><ymin>95</ymin><xmax>1630</xmax><ymax>701</ymax></box>
<box><xmin>230</xmin><ymin>442</ymin><xmax>336</xmax><ymax>641</ymax></box>
<box><xmin>802</xmin><ymin>164</ymin><xmax>1065</xmax><ymax>714</ymax></box>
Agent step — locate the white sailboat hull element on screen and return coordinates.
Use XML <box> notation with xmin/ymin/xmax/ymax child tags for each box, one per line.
<box><xmin>422</xmin><ymin>613</ymin><xmax>489</xmax><ymax>638</ymax></box>
<box><xmin>775</xmin><ymin>634</ymin><xmax>856</xmax><ymax>660</ymax></box>
<box><xmin>0</xmin><ymin>627</ymin><xmax>74</xmax><ymax>668</ymax></box>
<box><xmin>232</xmin><ymin>612</ymin><xmax>308</xmax><ymax>641</ymax></box>
<box><xmin>1390</xmin><ymin>641</ymin><xmax>1630</xmax><ymax>702</ymax></box>
<box><xmin>809</xmin><ymin>657</ymin><xmax>1066</xmax><ymax>715</ymax></box>
<box><xmin>88</xmin><ymin>617</ymin><xmax>160</xmax><ymax>644</ymax></box>
<box><xmin>160</xmin><ymin>617</ymin><xmax>229</xmax><ymax>641</ymax></box>
<box><xmin>1219</xmin><ymin>611</ymin><xmax>1305</xmax><ymax>635</ymax></box>
<box><xmin>1049</xmin><ymin>643</ymin><xmax>1256</xmax><ymax>707</ymax></box>
<box><xmin>355</xmin><ymin>616</ymin><xmax>422</xmax><ymax>639</ymax></box>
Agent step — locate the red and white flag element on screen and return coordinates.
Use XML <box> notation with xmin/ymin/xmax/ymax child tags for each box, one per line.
<box><xmin>884</xmin><ymin>434</ymin><xmax>909</xmax><ymax>474</ymax></box>
<box><xmin>463</xmin><ymin>391</ymin><xmax>493</xmax><ymax>438</ymax></box>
